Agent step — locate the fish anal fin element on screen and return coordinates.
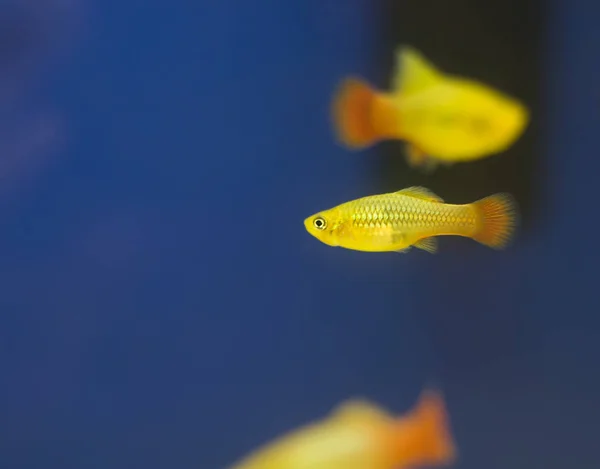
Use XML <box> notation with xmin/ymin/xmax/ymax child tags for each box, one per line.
<box><xmin>395</xmin><ymin>186</ymin><xmax>444</xmax><ymax>203</ymax></box>
<box><xmin>393</xmin><ymin>46</ymin><xmax>444</xmax><ymax>97</ymax></box>
<box><xmin>414</xmin><ymin>237</ymin><xmax>438</xmax><ymax>254</ymax></box>
<box><xmin>405</xmin><ymin>145</ymin><xmax>440</xmax><ymax>173</ymax></box>
<box><xmin>421</xmin><ymin>159</ymin><xmax>440</xmax><ymax>173</ymax></box>
<box><xmin>405</xmin><ymin>144</ymin><xmax>427</xmax><ymax>166</ymax></box>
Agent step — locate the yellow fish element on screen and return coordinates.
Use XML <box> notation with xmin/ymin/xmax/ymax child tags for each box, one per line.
<box><xmin>227</xmin><ymin>389</ymin><xmax>456</xmax><ymax>469</ymax></box>
<box><xmin>304</xmin><ymin>186</ymin><xmax>518</xmax><ymax>253</ymax></box>
<box><xmin>331</xmin><ymin>46</ymin><xmax>529</xmax><ymax>170</ymax></box>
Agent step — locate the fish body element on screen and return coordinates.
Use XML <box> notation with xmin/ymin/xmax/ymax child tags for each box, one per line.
<box><xmin>228</xmin><ymin>390</ymin><xmax>456</xmax><ymax>469</ymax></box>
<box><xmin>304</xmin><ymin>186</ymin><xmax>518</xmax><ymax>253</ymax></box>
<box><xmin>331</xmin><ymin>46</ymin><xmax>529</xmax><ymax>170</ymax></box>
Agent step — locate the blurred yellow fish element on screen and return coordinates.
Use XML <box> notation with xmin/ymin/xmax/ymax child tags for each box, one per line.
<box><xmin>331</xmin><ymin>46</ymin><xmax>529</xmax><ymax>170</ymax></box>
<box><xmin>304</xmin><ymin>186</ymin><xmax>518</xmax><ymax>253</ymax></box>
<box><xmin>228</xmin><ymin>389</ymin><xmax>456</xmax><ymax>469</ymax></box>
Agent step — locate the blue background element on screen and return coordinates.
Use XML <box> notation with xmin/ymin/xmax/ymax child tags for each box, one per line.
<box><xmin>0</xmin><ymin>1</ymin><xmax>598</xmax><ymax>468</ymax></box>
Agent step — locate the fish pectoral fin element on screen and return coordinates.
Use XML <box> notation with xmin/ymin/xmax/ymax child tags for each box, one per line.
<box><xmin>393</xmin><ymin>46</ymin><xmax>444</xmax><ymax>96</ymax></box>
<box><xmin>395</xmin><ymin>186</ymin><xmax>444</xmax><ymax>203</ymax></box>
<box><xmin>390</xmin><ymin>232</ymin><xmax>411</xmax><ymax>253</ymax></box>
<box><xmin>414</xmin><ymin>237</ymin><xmax>438</xmax><ymax>253</ymax></box>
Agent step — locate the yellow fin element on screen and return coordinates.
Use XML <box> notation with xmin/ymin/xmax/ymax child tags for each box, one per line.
<box><xmin>414</xmin><ymin>237</ymin><xmax>438</xmax><ymax>253</ymax></box>
<box><xmin>330</xmin><ymin>399</ymin><xmax>390</xmax><ymax>424</ymax></box>
<box><xmin>405</xmin><ymin>144</ymin><xmax>439</xmax><ymax>173</ymax></box>
<box><xmin>395</xmin><ymin>186</ymin><xmax>444</xmax><ymax>203</ymax></box>
<box><xmin>406</xmin><ymin>144</ymin><xmax>428</xmax><ymax>167</ymax></box>
<box><xmin>393</xmin><ymin>46</ymin><xmax>444</xmax><ymax>96</ymax></box>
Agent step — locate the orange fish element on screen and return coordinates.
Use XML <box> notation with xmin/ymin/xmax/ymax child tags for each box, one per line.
<box><xmin>227</xmin><ymin>389</ymin><xmax>456</xmax><ymax>469</ymax></box>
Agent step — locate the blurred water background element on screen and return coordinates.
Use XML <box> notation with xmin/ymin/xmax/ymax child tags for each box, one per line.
<box><xmin>0</xmin><ymin>1</ymin><xmax>598</xmax><ymax>468</ymax></box>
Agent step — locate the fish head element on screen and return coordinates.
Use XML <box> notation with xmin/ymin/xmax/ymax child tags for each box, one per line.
<box><xmin>304</xmin><ymin>208</ymin><xmax>344</xmax><ymax>247</ymax></box>
<box><xmin>467</xmin><ymin>90</ymin><xmax>530</xmax><ymax>153</ymax></box>
<box><xmin>488</xmin><ymin>95</ymin><xmax>529</xmax><ymax>145</ymax></box>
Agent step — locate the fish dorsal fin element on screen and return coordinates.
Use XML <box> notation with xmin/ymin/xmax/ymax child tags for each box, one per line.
<box><xmin>414</xmin><ymin>237</ymin><xmax>438</xmax><ymax>253</ymax></box>
<box><xmin>395</xmin><ymin>186</ymin><xmax>444</xmax><ymax>203</ymax></box>
<box><xmin>330</xmin><ymin>399</ymin><xmax>390</xmax><ymax>424</ymax></box>
<box><xmin>393</xmin><ymin>46</ymin><xmax>444</xmax><ymax>96</ymax></box>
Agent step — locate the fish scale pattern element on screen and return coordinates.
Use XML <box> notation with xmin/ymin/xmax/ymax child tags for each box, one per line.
<box><xmin>346</xmin><ymin>194</ymin><xmax>476</xmax><ymax>234</ymax></box>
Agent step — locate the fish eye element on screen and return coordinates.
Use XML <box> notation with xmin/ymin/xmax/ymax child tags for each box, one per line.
<box><xmin>313</xmin><ymin>217</ymin><xmax>327</xmax><ymax>230</ymax></box>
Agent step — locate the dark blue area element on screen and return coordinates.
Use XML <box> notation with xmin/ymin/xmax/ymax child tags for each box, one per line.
<box><xmin>0</xmin><ymin>1</ymin><xmax>598</xmax><ymax>468</ymax></box>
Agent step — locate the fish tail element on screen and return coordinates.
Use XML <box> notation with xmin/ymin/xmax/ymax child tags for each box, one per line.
<box><xmin>471</xmin><ymin>193</ymin><xmax>519</xmax><ymax>249</ymax></box>
<box><xmin>390</xmin><ymin>390</ymin><xmax>456</xmax><ymax>467</ymax></box>
<box><xmin>331</xmin><ymin>77</ymin><xmax>400</xmax><ymax>149</ymax></box>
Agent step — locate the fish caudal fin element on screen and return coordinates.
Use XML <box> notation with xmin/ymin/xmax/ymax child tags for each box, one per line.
<box><xmin>390</xmin><ymin>390</ymin><xmax>456</xmax><ymax>467</ymax></box>
<box><xmin>331</xmin><ymin>77</ymin><xmax>400</xmax><ymax>149</ymax></box>
<box><xmin>471</xmin><ymin>193</ymin><xmax>519</xmax><ymax>249</ymax></box>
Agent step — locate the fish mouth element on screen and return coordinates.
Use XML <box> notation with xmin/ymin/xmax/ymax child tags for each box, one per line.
<box><xmin>303</xmin><ymin>217</ymin><xmax>314</xmax><ymax>234</ymax></box>
<box><xmin>512</xmin><ymin>103</ymin><xmax>530</xmax><ymax>134</ymax></box>
<box><xmin>500</xmin><ymin>101</ymin><xmax>530</xmax><ymax>140</ymax></box>
<box><xmin>303</xmin><ymin>216</ymin><xmax>336</xmax><ymax>246</ymax></box>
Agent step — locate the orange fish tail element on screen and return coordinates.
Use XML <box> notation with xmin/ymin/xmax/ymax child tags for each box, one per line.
<box><xmin>331</xmin><ymin>77</ymin><xmax>400</xmax><ymax>149</ymax></box>
<box><xmin>389</xmin><ymin>390</ymin><xmax>456</xmax><ymax>468</ymax></box>
<box><xmin>471</xmin><ymin>193</ymin><xmax>519</xmax><ymax>249</ymax></box>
